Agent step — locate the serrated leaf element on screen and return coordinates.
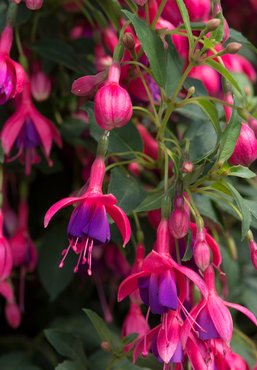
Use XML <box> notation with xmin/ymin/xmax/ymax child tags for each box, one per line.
<box><xmin>219</xmin><ymin>108</ymin><xmax>241</xmax><ymax>162</ymax></box>
<box><xmin>175</xmin><ymin>0</ymin><xmax>194</xmax><ymax>51</ymax></box>
<box><xmin>108</xmin><ymin>168</ymin><xmax>146</xmax><ymax>214</ymax></box>
<box><xmin>206</xmin><ymin>59</ymin><xmax>242</xmax><ymax>95</ymax></box>
<box><xmin>122</xmin><ymin>10</ymin><xmax>166</xmax><ymax>87</ymax></box>
<box><xmin>83</xmin><ymin>309</ymin><xmax>119</xmax><ymax>349</ymax></box>
<box><xmin>45</xmin><ymin>329</ymin><xmax>87</xmax><ymax>367</ymax></box>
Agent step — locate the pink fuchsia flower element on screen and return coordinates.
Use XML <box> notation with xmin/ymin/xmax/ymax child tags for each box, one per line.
<box><xmin>229</xmin><ymin>123</ymin><xmax>257</xmax><ymax>167</ymax></box>
<box><xmin>25</xmin><ymin>0</ymin><xmax>43</xmax><ymax>9</ymax></box>
<box><xmin>189</xmin><ymin>65</ymin><xmax>220</xmax><ymax>96</ymax></box>
<box><xmin>169</xmin><ymin>194</ymin><xmax>190</xmax><ymax>239</ymax></box>
<box><xmin>118</xmin><ymin>219</ymin><xmax>208</xmax><ymax>315</ymax></box>
<box><xmin>71</xmin><ymin>70</ymin><xmax>106</xmax><ymax>99</ymax></box>
<box><xmin>1</xmin><ymin>80</ymin><xmax>62</xmax><ymax>175</ymax></box>
<box><xmin>211</xmin><ymin>340</ymin><xmax>250</xmax><ymax>370</ymax></box>
<box><xmin>30</xmin><ymin>68</ymin><xmax>51</xmax><ymax>102</ymax></box>
<box><xmin>134</xmin><ymin>0</ymin><xmax>147</xmax><ymax>5</ymax></box>
<box><xmin>223</xmin><ymin>92</ymin><xmax>234</xmax><ymax>123</ymax></box>
<box><xmin>0</xmin><ymin>210</ymin><xmax>13</xmax><ymax>281</ymax></box>
<box><xmin>5</xmin><ymin>302</ymin><xmax>21</xmax><ymax>329</ymax></box>
<box><xmin>44</xmin><ymin>156</ymin><xmax>131</xmax><ymax>275</ymax></box>
<box><xmin>0</xmin><ymin>25</ymin><xmax>26</xmax><ymax>105</ymax></box>
<box><xmin>137</xmin><ymin>124</ymin><xmax>158</xmax><ymax>161</ymax></box>
<box><xmin>181</xmin><ymin>265</ymin><xmax>257</xmax><ymax>346</ymax></box>
<box><xmin>249</xmin><ymin>239</ymin><xmax>257</xmax><ymax>269</ymax></box>
<box><xmin>221</xmin><ymin>53</ymin><xmax>257</xmax><ymax>83</ymax></box>
<box><xmin>94</xmin><ymin>62</ymin><xmax>133</xmax><ymax>130</ymax></box>
<box><xmin>193</xmin><ymin>228</ymin><xmax>211</xmax><ymax>272</ymax></box>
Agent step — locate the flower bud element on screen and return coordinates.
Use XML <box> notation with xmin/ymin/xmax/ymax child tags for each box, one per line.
<box><xmin>31</xmin><ymin>69</ymin><xmax>51</xmax><ymax>102</ymax></box>
<box><xmin>225</xmin><ymin>42</ymin><xmax>242</xmax><ymax>55</ymax></box>
<box><xmin>169</xmin><ymin>195</ymin><xmax>190</xmax><ymax>239</ymax></box>
<box><xmin>25</xmin><ymin>0</ymin><xmax>43</xmax><ymax>9</ymax></box>
<box><xmin>122</xmin><ymin>33</ymin><xmax>136</xmax><ymax>51</ymax></box>
<box><xmin>193</xmin><ymin>229</ymin><xmax>211</xmax><ymax>271</ymax></box>
<box><xmin>182</xmin><ymin>161</ymin><xmax>194</xmax><ymax>173</ymax></box>
<box><xmin>249</xmin><ymin>239</ymin><xmax>257</xmax><ymax>269</ymax></box>
<box><xmin>5</xmin><ymin>303</ymin><xmax>21</xmax><ymax>329</ymax></box>
<box><xmin>229</xmin><ymin>123</ymin><xmax>257</xmax><ymax>166</ymax></box>
<box><xmin>72</xmin><ymin>71</ymin><xmax>106</xmax><ymax>98</ymax></box>
<box><xmin>134</xmin><ymin>0</ymin><xmax>147</xmax><ymax>5</ymax></box>
<box><xmin>248</xmin><ymin>117</ymin><xmax>257</xmax><ymax>138</ymax></box>
<box><xmin>206</xmin><ymin>18</ymin><xmax>221</xmax><ymax>31</ymax></box>
<box><xmin>94</xmin><ymin>63</ymin><xmax>133</xmax><ymax>130</ymax></box>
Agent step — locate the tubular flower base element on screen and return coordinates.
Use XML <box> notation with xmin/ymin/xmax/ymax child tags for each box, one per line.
<box><xmin>44</xmin><ymin>156</ymin><xmax>131</xmax><ymax>275</ymax></box>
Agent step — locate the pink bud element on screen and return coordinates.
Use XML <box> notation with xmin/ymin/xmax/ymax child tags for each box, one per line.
<box><xmin>147</xmin><ymin>209</ymin><xmax>161</xmax><ymax>229</ymax></box>
<box><xmin>71</xmin><ymin>71</ymin><xmax>106</xmax><ymax>98</ymax></box>
<box><xmin>31</xmin><ymin>69</ymin><xmax>51</xmax><ymax>102</ymax></box>
<box><xmin>193</xmin><ymin>230</ymin><xmax>211</xmax><ymax>271</ymax></box>
<box><xmin>128</xmin><ymin>162</ymin><xmax>142</xmax><ymax>176</ymax></box>
<box><xmin>25</xmin><ymin>0</ymin><xmax>43</xmax><ymax>9</ymax></box>
<box><xmin>248</xmin><ymin>117</ymin><xmax>257</xmax><ymax>138</ymax></box>
<box><xmin>213</xmin><ymin>3</ymin><xmax>230</xmax><ymax>42</ymax></box>
<box><xmin>223</xmin><ymin>92</ymin><xmax>234</xmax><ymax>123</ymax></box>
<box><xmin>229</xmin><ymin>123</ymin><xmax>257</xmax><ymax>166</ymax></box>
<box><xmin>134</xmin><ymin>0</ymin><xmax>148</xmax><ymax>5</ymax></box>
<box><xmin>182</xmin><ymin>161</ymin><xmax>194</xmax><ymax>173</ymax></box>
<box><xmin>122</xmin><ymin>303</ymin><xmax>148</xmax><ymax>340</ymax></box>
<box><xmin>249</xmin><ymin>240</ymin><xmax>257</xmax><ymax>269</ymax></box>
<box><xmin>5</xmin><ymin>303</ymin><xmax>21</xmax><ymax>329</ymax></box>
<box><xmin>169</xmin><ymin>195</ymin><xmax>190</xmax><ymax>239</ymax></box>
<box><xmin>94</xmin><ymin>63</ymin><xmax>133</xmax><ymax>130</ymax></box>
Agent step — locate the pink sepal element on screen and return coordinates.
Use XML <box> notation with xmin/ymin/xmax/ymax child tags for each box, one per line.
<box><xmin>1</xmin><ymin>111</ymin><xmax>25</xmax><ymax>154</ymax></box>
<box><xmin>105</xmin><ymin>204</ymin><xmax>131</xmax><ymax>246</ymax></box>
<box><xmin>133</xmin><ymin>326</ymin><xmax>160</xmax><ymax>362</ymax></box>
<box><xmin>157</xmin><ymin>312</ymin><xmax>180</xmax><ymax>363</ymax></box>
<box><xmin>118</xmin><ymin>271</ymin><xmax>146</xmax><ymax>302</ymax></box>
<box><xmin>11</xmin><ymin>59</ymin><xmax>26</xmax><ymax>97</ymax></box>
<box><xmin>225</xmin><ymin>301</ymin><xmax>257</xmax><ymax>327</ymax></box>
<box><xmin>207</xmin><ymin>295</ymin><xmax>233</xmax><ymax>343</ymax></box>
<box><xmin>0</xmin><ymin>280</ymin><xmax>14</xmax><ymax>302</ymax></box>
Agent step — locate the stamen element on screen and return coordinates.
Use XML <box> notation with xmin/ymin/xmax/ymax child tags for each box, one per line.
<box><xmin>87</xmin><ymin>239</ymin><xmax>94</xmax><ymax>276</ymax></box>
<box><xmin>142</xmin><ymin>306</ymin><xmax>151</xmax><ymax>357</ymax></box>
<box><xmin>74</xmin><ymin>250</ymin><xmax>83</xmax><ymax>273</ymax></box>
<box><xmin>59</xmin><ymin>241</ymin><xmax>72</xmax><ymax>268</ymax></box>
<box><xmin>82</xmin><ymin>237</ymin><xmax>89</xmax><ymax>264</ymax></box>
<box><xmin>178</xmin><ymin>297</ymin><xmax>206</xmax><ymax>334</ymax></box>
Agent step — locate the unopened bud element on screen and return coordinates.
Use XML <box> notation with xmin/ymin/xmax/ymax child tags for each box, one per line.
<box><xmin>134</xmin><ymin>0</ymin><xmax>147</xmax><ymax>5</ymax></box>
<box><xmin>187</xmin><ymin>86</ymin><xmax>195</xmax><ymax>98</ymax></box>
<box><xmin>249</xmin><ymin>239</ymin><xmax>257</xmax><ymax>269</ymax></box>
<box><xmin>194</xmin><ymin>230</ymin><xmax>211</xmax><ymax>271</ymax></box>
<box><xmin>101</xmin><ymin>341</ymin><xmax>111</xmax><ymax>351</ymax></box>
<box><xmin>182</xmin><ymin>161</ymin><xmax>194</xmax><ymax>174</ymax></box>
<box><xmin>122</xmin><ymin>33</ymin><xmax>135</xmax><ymax>51</ymax></box>
<box><xmin>206</xmin><ymin>18</ymin><xmax>221</xmax><ymax>31</ymax></box>
<box><xmin>225</xmin><ymin>42</ymin><xmax>242</xmax><ymax>54</ymax></box>
<box><xmin>168</xmin><ymin>195</ymin><xmax>190</xmax><ymax>239</ymax></box>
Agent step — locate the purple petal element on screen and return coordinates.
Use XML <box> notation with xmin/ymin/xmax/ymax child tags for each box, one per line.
<box><xmin>68</xmin><ymin>203</ymin><xmax>92</xmax><ymax>238</ymax></box>
<box><xmin>138</xmin><ymin>276</ymin><xmax>150</xmax><ymax>306</ymax></box>
<box><xmin>159</xmin><ymin>269</ymin><xmax>178</xmax><ymax>311</ymax></box>
<box><xmin>87</xmin><ymin>205</ymin><xmax>110</xmax><ymax>244</ymax></box>
<box><xmin>16</xmin><ymin>118</ymin><xmax>41</xmax><ymax>149</ymax></box>
<box><xmin>197</xmin><ymin>305</ymin><xmax>220</xmax><ymax>340</ymax></box>
<box><xmin>149</xmin><ymin>274</ymin><xmax>168</xmax><ymax>314</ymax></box>
<box><xmin>171</xmin><ymin>341</ymin><xmax>183</xmax><ymax>363</ymax></box>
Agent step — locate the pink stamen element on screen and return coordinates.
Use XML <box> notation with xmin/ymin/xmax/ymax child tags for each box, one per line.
<box><xmin>82</xmin><ymin>237</ymin><xmax>89</xmax><ymax>264</ymax></box>
<box><xmin>178</xmin><ymin>297</ymin><xmax>206</xmax><ymax>334</ymax></box>
<box><xmin>142</xmin><ymin>306</ymin><xmax>151</xmax><ymax>357</ymax></box>
<box><xmin>87</xmin><ymin>239</ymin><xmax>94</xmax><ymax>276</ymax></box>
<box><xmin>59</xmin><ymin>241</ymin><xmax>72</xmax><ymax>268</ymax></box>
<box><xmin>74</xmin><ymin>249</ymin><xmax>83</xmax><ymax>273</ymax></box>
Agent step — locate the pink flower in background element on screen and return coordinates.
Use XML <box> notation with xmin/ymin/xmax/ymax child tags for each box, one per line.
<box><xmin>30</xmin><ymin>67</ymin><xmax>51</xmax><ymax>102</ymax></box>
<box><xmin>1</xmin><ymin>80</ymin><xmax>62</xmax><ymax>175</ymax></box>
<box><xmin>25</xmin><ymin>0</ymin><xmax>43</xmax><ymax>10</ymax></box>
<box><xmin>44</xmin><ymin>156</ymin><xmax>131</xmax><ymax>275</ymax></box>
<box><xmin>229</xmin><ymin>123</ymin><xmax>257</xmax><ymax>166</ymax></box>
<box><xmin>0</xmin><ymin>25</ymin><xmax>26</xmax><ymax>105</ymax></box>
<box><xmin>0</xmin><ymin>210</ymin><xmax>13</xmax><ymax>281</ymax></box>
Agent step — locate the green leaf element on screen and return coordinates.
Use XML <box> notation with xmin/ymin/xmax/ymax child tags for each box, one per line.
<box><xmin>224</xmin><ymin>182</ymin><xmax>252</xmax><ymax>238</ymax></box>
<box><xmin>209</xmin><ymin>11</ymin><xmax>224</xmax><ymax>43</ymax></box>
<box><xmin>108</xmin><ymin>168</ymin><xmax>146</xmax><ymax>214</ymax></box>
<box><xmin>108</xmin><ymin>123</ymin><xmax>143</xmax><ymax>159</ymax></box>
<box><xmin>55</xmin><ymin>361</ymin><xmax>84</xmax><ymax>370</ymax></box>
<box><xmin>83</xmin><ymin>309</ymin><xmax>119</xmax><ymax>349</ymax></box>
<box><xmin>182</xmin><ymin>230</ymin><xmax>193</xmax><ymax>261</ymax></box>
<box><xmin>45</xmin><ymin>329</ymin><xmax>87</xmax><ymax>368</ymax></box>
<box><xmin>206</xmin><ymin>59</ymin><xmax>242</xmax><ymax>95</ymax></box>
<box><xmin>135</xmin><ymin>188</ymin><xmax>164</xmax><ymax>212</ymax></box>
<box><xmin>228</xmin><ymin>165</ymin><xmax>256</xmax><ymax>179</ymax></box>
<box><xmin>30</xmin><ymin>39</ymin><xmax>83</xmax><ymax>72</ymax></box>
<box><xmin>94</xmin><ymin>0</ymin><xmax>121</xmax><ymax>28</ymax></box>
<box><xmin>185</xmin><ymin>99</ymin><xmax>221</xmax><ymax>137</ymax></box>
<box><xmin>175</xmin><ymin>0</ymin><xmax>194</xmax><ymax>51</ymax></box>
<box><xmin>229</xmin><ymin>28</ymin><xmax>257</xmax><ymax>54</ymax></box>
<box><xmin>0</xmin><ymin>352</ymin><xmax>42</xmax><ymax>370</ymax></box>
<box><xmin>219</xmin><ymin>109</ymin><xmax>241</xmax><ymax>162</ymax></box>
<box><xmin>122</xmin><ymin>10</ymin><xmax>166</xmax><ymax>87</ymax></box>
<box><xmin>232</xmin><ymin>329</ymin><xmax>257</xmax><ymax>368</ymax></box>
<box><xmin>0</xmin><ymin>2</ymin><xmax>7</xmax><ymax>32</ymax></box>
<box><xmin>60</xmin><ymin>119</ymin><xmax>88</xmax><ymax>147</ymax></box>
<box><xmin>38</xmin><ymin>222</ymin><xmax>75</xmax><ymax>301</ymax></box>
<box><xmin>164</xmin><ymin>39</ymin><xmax>183</xmax><ymax>97</ymax></box>
<box><xmin>0</xmin><ymin>142</ymin><xmax>4</xmax><ymax>164</ymax></box>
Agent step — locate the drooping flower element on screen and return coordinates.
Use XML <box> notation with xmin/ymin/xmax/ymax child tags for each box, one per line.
<box><xmin>25</xmin><ymin>0</ymin><xmax>43</xmax><ymax>10</ymax></box>
<box><xmin>0</xmin><ymin>25</ymin><xmax>26</xmax><ymax>105</ymax></box>
<box><xmin>71</xmin><ymin>70</ymin><xmax>106</xmax><ymax>99</ymax></box>
<box><xmin>0</xmin><ymin>210</ymin><xmax>13</xmax><ymax>281</ymax></box>
<box><xmin>229</xmin><ymin>123</ymin><xmax>257</xmax><ymax>167</ymax></box>
<box><xmin>44</xmin><ymin>156</ymin><xmax>131</xmax><ymax>275</ymax></box>
<box><xmin>1</xmin><ymin>80</ymin><xmax>62</xmax><ymax>175</ymax></box>
<box><xmin>94</xmin><ymin>62</ymin><xmax>133</xmax><ymax>130</ymax></box>
<box><xmin>169</xmin><ymin>194</ymin><xmax>190</xmax><ymax>239</ymax></box>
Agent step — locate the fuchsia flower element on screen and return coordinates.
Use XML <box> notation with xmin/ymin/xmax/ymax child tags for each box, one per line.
<box><xmin>181</xmin><ymin>265</ymin><xmax>257</xmax><ymax>346</ymax></box>
<box><xmin>1</xmin><ymin>80</ymin><xmax>62</xmax><ymax>175</ymax></box>
<box><xmin>0</xmin><ymin>25</ymin><xmax>26</xmax><ymax>105</ymax></box>
<box><xmin>118</xmin><ymin>219</ymin><xmax>208</xmax><ymax>314</ymax></box>
<box><xmin>30</xmin><ymin>67</ymin><xmax>51</xmax><ymax>102</ymax></box>
<box><xmin>24</xmin><ymin>0</ymin><xmax>43</xmax><ymax>9</ymax></box>
<box><xmin>44</xmin><ymin>156</ymin><xmax>131</xmax><ymax>275</ymax></box>
<box><xmin>137</xmin><ymin>124</ymin><xmax>158</xmax><ymax>161</ymax></box>
<box><xmin>249</xmin><ymin>239</ymin><xmax>257</xmax><ymax>269</ymax></box>
<box><xmin>229</xmin><ymin>123</ymin><xmax>257</xmax><ymax>166</ymax></box>
<box><xmin>169</xmin><ymin>194</ymin><xmax>190</xmax><ymax>239</ymax></box>
<box><xmin>189</xmin><ymin>66</ymin><xmax>220</xmax><ymax>96</ymax></box>
<box><xmin>94</xmin><ymin>62</ymin><xmax>133</xmax><ymax>130</ymax></box>
<box><xmin>193</xmin><ymin>228</ymin><xmax>211</xmax><ymax>272</ymax></box>
<box><xmin>0</xmin><ymin>210</ymin><xmax>13</xmax><ymax>281</ymax></box>
<box><xmin>0</xmin><ymin>280</ymin><xmax>21</xmax><ymax>329</ymax></box>
<box><xmin>71</xmin><ymin>70</ymin><xmax>106</xmax><ymax>99</ymax></box>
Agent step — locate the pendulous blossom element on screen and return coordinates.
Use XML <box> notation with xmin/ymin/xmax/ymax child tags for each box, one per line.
<box><xmin>44</xmin><ymin>156</ymin><xmax>131</xmax><ymax>275</ymax></box>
